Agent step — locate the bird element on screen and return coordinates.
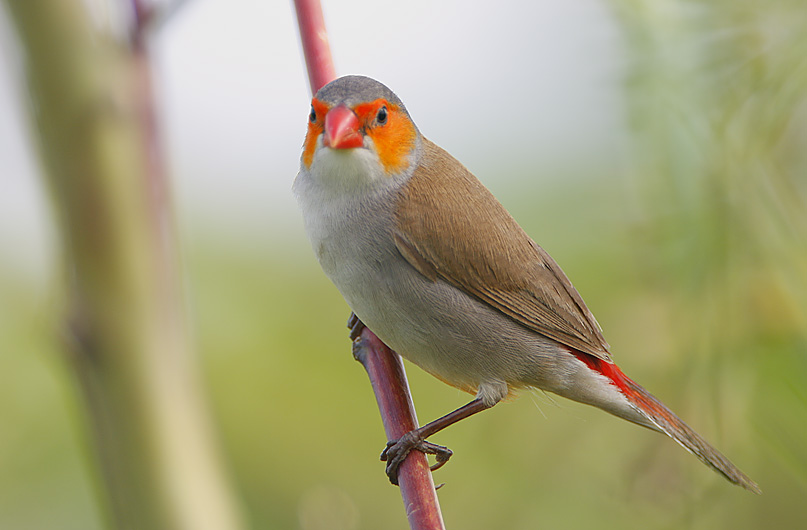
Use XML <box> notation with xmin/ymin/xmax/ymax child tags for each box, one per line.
<box><xmin>293</xmin><ymin>74</ymin><xmax>760</xmax><ymax>493</ymax></box>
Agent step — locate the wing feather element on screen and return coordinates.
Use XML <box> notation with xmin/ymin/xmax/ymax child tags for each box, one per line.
<box><xmin>394</xmin><ymin>138</ymin><xmax>611</xmax><ymax>361</ymax></box>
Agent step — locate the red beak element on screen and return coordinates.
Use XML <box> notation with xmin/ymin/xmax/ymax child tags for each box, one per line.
<box><xmin>324</xmin><ymin>105</ymin><xmax>363</xmax><ymax>149</ymax></box>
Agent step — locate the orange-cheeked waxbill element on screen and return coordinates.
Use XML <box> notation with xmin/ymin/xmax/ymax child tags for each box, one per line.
<box><xmin>293</xmin><ymin>75</ymin><xmax>760</xmax><ymax>493</ymax></box>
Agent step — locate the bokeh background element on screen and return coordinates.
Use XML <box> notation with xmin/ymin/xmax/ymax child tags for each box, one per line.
<box><xmin>1</xmin><ymin>0</ymin><xmax>806</xmax><ymax>528</ymax></box>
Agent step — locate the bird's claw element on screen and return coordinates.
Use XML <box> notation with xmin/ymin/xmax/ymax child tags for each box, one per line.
<box><xmin>347</xmin><ymin>312</ymin><xmax>365</xmax><ymax>341</ymax></box>
<box><xmin>380</xmin><ymin>430</ymin><xmax>453</xmax><ymax>485</ymax></box>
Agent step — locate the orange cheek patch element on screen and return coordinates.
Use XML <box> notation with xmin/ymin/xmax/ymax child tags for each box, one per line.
<box><xmin>302</xmin><ymin>99</ymin><xmax>330</xmax><ymax>168</ymax></box>
<box><xmin>302</xmin><ymin>124</ymin><xmax>321</xmax><ymax>168</ymax></box>
<box><xmin>355</xmin><ymin>100</ymin><xmax>416</xmax><ymax>175</ymax></box>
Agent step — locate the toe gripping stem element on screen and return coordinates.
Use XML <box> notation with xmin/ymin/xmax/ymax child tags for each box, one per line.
<box><xmin>347</xmin><ymin>313</ymin><xmax>492</xmax><ymax>485</ymax></box>
<box><xmin>380</xmin><ymin>398</ymin><xmax>491</xmax><ymax>485</ymax></box>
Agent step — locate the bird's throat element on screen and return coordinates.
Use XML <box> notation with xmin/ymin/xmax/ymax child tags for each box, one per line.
<box><xmin>310</xmin><ymin>144</ymin><xmax>392</xmax><ymax>193</ymax></box>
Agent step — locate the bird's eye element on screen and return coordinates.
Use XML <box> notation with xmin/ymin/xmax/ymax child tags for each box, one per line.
<box><xmin>376</xmin><ymin>106</ymin><xmax>388</xmax><ymax>125</ymax></box>
<box><xmin>309</xmin><ymin>107</ymin><xmax>317</xmax><ymax>123</ymax></box>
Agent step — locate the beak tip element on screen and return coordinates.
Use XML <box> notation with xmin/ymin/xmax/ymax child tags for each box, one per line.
<box><xmin>324</xmin><ymin>105</ymin><xmax>363</xmax><ymax>150</ymax></box>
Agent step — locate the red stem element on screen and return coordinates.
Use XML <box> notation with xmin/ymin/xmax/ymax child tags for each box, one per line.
<box><xmin>293</xmin><ymin>0</ymin><xmax>337</xmax><ymax>93</ymax></box>
<box><xmin>353</xmin><ymin>329</ymin><xmax>446</xmax><ymax>530</ymax></box>
<box><xmin>293</xmin><ymin>1</ymin><xmax>446</xmax><ymax>528</ymax></box>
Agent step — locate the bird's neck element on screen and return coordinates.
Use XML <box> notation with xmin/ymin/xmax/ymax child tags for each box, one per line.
<box><xmin>305</xmin><ymin>137</ymin><xmax>421</xmax><ymax>196</ymax></box>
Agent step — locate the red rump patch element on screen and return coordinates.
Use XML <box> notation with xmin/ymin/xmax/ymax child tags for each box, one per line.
<box><xmin>572</xmin><ymin>349</ymin><xmax>762</xmax><ymax>493</ymax></box>
<box><xmin>573</xmin><ymin>349</ymin><xmax>676</xmax><ymax>430</ymax></box>
<box><xmin>572</xmin><ymin>350</ymin><xmax>632</xmax><ymax>396</ymax></box>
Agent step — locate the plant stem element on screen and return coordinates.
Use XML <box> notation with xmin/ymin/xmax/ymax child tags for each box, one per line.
<box><xmin>293</xmin><ymin>1</ymin><xmax>446</xmax><ymax>527</ymax></box>
<box><xmin>3</xmin><ymin>1</ymin><xmax>245</xmax><ymax>528</ymax></box>
<box><xmin>353</xmin><ymin>326</ymin><xmax>446</xmax><ymax>530</ymax></box>
<box><xmin>293</xmin><ymin>0</ymin><xmax>337</xmax><ymax>93</ymax></box>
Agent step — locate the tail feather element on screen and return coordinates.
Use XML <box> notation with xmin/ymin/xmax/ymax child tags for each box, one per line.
<box><xmin>621</xmin><ymin>376</ymin><xmax>761</xmax><ymax>494</ymax></box>
<box><xmin>575</xmin><ymin>352</ymin><xmax>761</xmax><ymax>494</ymax></box>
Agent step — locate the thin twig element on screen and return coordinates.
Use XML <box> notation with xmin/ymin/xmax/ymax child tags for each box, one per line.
<box><xmin>293</xmin><ymin>1</ymin><xmax>446</xmax><ymax>528</ymax></box>
<box><xmin>352</xmin><ymin>324</ymin><xmax>446</xmax><ymax>530</ymax></box>
<box><xmin>149</xmin><ymin>0</ymin><xmax>194</xmax><ymax>33</ymax></box>
<box><xmin>293</xmin><ymin>0</ymin><xmax>336</xmax><ymax>93</ymax></box>
<box><xmin>130</xmin><ymin>0</ymin><xmax>194</xmax><ymax>39</ymax></box>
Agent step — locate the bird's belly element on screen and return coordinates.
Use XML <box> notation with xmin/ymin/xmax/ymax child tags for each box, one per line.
<box><xmin>324</xmin><ymin>236</ymin><xmax>570</xmax><ymax>394</ymax></box>
<box><xmin>298</xmin><ymin>182</ymin><xmax>576</xmax><ymax>397</ymax></box>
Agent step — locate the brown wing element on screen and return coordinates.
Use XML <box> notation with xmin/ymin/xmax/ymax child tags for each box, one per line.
<box><xmin>394</xmin><ymin>138</ymin><xmax>611</xmax><ymax>361</ymax></box>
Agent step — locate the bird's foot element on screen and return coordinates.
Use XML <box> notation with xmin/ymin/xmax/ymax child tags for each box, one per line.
<box><xmin>347</xmin><ymin>312</ymin><xmax>365</xmax><ymax>341</ymax></box>
<box><xmin>380</xmin><ymin>429</ymin><xmax>453</xmax><ymax>485</ymax></box>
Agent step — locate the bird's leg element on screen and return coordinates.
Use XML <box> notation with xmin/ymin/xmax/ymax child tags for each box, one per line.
<box><xmin>346</xmin><ymin>313</ymin><xmax>493</xmax><ymax>484</ymax></box>
<box><xmin>381</xmin><ymin>398</ymin><xmax>491</xmax><ymax>485</ymax></box>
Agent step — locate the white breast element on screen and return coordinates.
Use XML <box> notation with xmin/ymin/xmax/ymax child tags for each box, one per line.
<box><xmin>294</xmin><ymin>140</ymin><xmax>653</xmax><ymax>420</ymax></box>
<box><xmin>294</xmin><ymin>156</ymin><xmax>564</xmax><ymax>404</ymax></box>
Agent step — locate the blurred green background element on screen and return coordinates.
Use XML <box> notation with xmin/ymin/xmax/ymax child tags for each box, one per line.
<box><xmin>1</xmin><ymin>0</ymin><xmax>806</xmax><ymax>528</ymax></box>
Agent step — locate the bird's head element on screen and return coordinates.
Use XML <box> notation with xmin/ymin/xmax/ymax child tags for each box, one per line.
<box><xmin>301</xmin><ymin>76</ymin><xmax>421</xmax><ymax>189</ymax></box>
